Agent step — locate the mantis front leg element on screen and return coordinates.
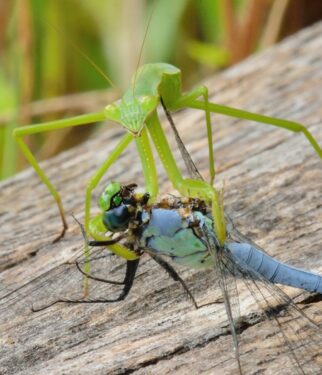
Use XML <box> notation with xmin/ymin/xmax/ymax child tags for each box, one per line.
<box><xmin>85</xmin><ymin>127</ymin><xmax>158</xmax><ymax>238</ymax></box>
<box><xmin>146</xmin><ymin>110</ymin><xmax>226</xmax><ymax>245</ymax></box>
<box><xmin>83</xmin><ymin>128</ymin><xmax>157</xmax><ymax>293</ymax></box>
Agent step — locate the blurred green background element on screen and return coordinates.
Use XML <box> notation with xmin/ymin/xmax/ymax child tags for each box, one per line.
<box><xmin>1</xmin><ymin>0</ymin><xmax>322</xmax><ymax>180</ymax></box>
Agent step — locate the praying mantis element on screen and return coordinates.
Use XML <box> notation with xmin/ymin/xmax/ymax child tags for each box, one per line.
<box><xmin>13</xmin><ymin>62</ymin><xmax>322</xmax><ymax>257</ymax></box>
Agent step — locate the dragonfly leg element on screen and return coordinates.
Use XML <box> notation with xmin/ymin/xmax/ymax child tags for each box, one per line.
<box><xmin>75</xmin><ymin>260</ymin><xmax>125</xmax><ymax>285</ymax></box>
<box><xmin>149</xmin><ymin>253</ymin><xmax>199</xmax><ymax>309</ymax></box>
<box><xmin>31</xmin><ymin>259</ymin><xmax>140</xmax><ymax>312</ymax></box>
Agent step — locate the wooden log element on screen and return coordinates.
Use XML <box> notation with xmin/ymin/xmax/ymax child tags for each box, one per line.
<box><xmin>1</xmin><ymin>22</ymin><xmax>322</xmax><ymax>375</ymax></box>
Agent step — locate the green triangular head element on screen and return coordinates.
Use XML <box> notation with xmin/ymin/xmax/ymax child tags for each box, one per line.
<box><xmin>104</xmin><ymin>95</ymin><xmax>158</xmax><ymax>135</ymax></box>
<box><xmin>104</xmin><ymin>63</ymin><xmax>181</xmax><ymax>135</ymax></box>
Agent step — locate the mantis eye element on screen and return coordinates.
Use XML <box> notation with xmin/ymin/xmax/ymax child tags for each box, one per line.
<box><xmin>102</xmin><ymin>204</ymin><xmax>131</xmax><ymax>232</ymax></box>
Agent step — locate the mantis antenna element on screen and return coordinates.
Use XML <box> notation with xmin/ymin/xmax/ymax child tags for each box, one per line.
<box><xmin>49</xmin><ymin>23</ymin><xmax>119</xmax><ymax>91</ymax></box>
<box><xmin>132</xmin><ymin>0</ymin><xmax>159</xmax><ymax>96</ymax></box>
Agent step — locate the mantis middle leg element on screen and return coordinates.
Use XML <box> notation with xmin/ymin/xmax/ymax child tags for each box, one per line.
<box><xmin>13</xmin><ymin>110</ymin><xmax>107</xmax><ymax>241</ymax></box>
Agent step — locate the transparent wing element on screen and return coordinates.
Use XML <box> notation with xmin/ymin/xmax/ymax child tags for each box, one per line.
<box><xmin>161</xmin><ymin>98</ymin><xmax>204</xmax><ymax>181</ymax></box>
<box><xmin>157</xmin><ymin>109</ymin><xmax>322</xmax><ymax>372</ymax></box>
<box><xmin>225</xmin><ymin>212</ymin><xmax>284</xmax><ymax>260</ymax></box>
<box><xmin>203</xmin><ymin>223</ymin><xmax>322</xmax><ymax>374</ymax></box>
<box><xmin>209</xmin><ymin>241</ymin><xmax>244</xmax><ymax>373</ymax></box>
<box><xmin>225</xmin><ymin>212</ymin><xmax>261</xmax><ymax>248</ymax></box>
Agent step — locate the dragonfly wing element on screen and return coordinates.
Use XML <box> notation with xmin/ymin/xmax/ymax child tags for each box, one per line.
<box><xmin>225</xmin><ymin>212</ymin><xmax>261</xmax><ymax>249</ymax></box>
<box><xmin>161</xmin><ymin>98</ymin><xmax>204</xmax><ymax>181</ymax></box>
<box><xmin>203</xmin><ymin>228</ymin><xmax>244</xmax><ymax>374</ymax></box>
<box><xmin>221</xmin><ymin>238</ymin><xmax>322</xmax><ymax>374</ymax></box>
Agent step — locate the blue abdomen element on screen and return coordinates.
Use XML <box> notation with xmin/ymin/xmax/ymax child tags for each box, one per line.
<box><xmin>140</xmin><ymin>208</ymin><xmax>322</xmax><ymax>294</ymax></box>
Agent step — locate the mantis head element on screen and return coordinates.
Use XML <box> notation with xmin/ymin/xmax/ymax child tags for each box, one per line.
<box><xmin>104</xmin><ymin>95</ymin><xmax>158</xmax><ymax>135</ymax></box>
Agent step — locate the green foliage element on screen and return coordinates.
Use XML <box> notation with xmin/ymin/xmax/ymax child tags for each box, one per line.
<box><xmin>186</xmin><ymin>41</ymin><xmax>229</xmax><ymax>68</ymax></box>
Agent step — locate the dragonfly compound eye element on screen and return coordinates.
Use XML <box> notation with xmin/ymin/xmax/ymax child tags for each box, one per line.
<box><xmin>98</xmin><ymin>182</ymin><xmax>122</xmax><ymax>211</ymax></box>
<box><xmin>102</xmin><ymin>204</ymin><xmax>131</xmax><ymax>232</ymax></box>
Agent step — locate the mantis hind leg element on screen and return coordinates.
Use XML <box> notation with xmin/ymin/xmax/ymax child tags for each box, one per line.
<box><xmin>188</xmin><ymin>100</ymin><xmax>322</xmax><ymax>159</ymax></box>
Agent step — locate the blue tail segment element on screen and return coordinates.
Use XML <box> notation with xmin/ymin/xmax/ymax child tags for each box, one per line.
<box><xmin>227</xmin><ymin>242</ymin><xmax>322</xmax><ymax>294</ymax></box>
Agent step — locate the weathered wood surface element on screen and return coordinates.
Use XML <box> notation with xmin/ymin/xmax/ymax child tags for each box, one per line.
<box><xmin>1</xmin><ymin>22</ymin><xmax>322</xmax><ymax>375</ymax></box>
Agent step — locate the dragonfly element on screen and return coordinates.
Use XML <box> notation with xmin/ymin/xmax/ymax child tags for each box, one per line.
<box><xmin>24</xmin><ymin>105</ymin><xmax>322</xmax><ymax>374</ymax></box>
<box><xmin>24</xmin><ymin>181</ymin><xmax>322</xmax><ymax>374</ymax></box>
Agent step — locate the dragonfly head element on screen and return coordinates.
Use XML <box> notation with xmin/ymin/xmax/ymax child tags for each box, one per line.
<box><xmin>98</xmin><ymin>181</ymin><xmax>122</xmax><ymax>211</ymax></box>
<box><xmin>104</xmin><ymin>96</ymin><xmax>158</xmax><ymax>136</ymax></box>
<box><xmin>102</xmin><ymin>204</ymin><xmax>132</xmax><ymax>232</ymax></box>
<box><xmin>98</xmin><ymin>182</ymin><xmax>138</xmax><ymax>232</ymax></box>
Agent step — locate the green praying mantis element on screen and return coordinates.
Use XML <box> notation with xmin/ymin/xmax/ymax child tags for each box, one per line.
<box><xmin>13</xmin><ymin>62</ymin><xmax>322</xmax><ymax>258</ymax></box>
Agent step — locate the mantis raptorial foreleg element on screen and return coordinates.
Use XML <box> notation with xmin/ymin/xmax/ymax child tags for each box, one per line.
<box><xmin>146</xmin><ymin>110</ymin><xmax>226</xmax><ymax>244</ymax></box>
<box><xmin>84</xmin><ymin>128</ymin><xmax>158</xmax><ymax>237</ymax></box>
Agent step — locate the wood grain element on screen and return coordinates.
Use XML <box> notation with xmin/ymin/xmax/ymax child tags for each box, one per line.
<box><xmin>1</xmin><ymin>22</ymin><xmax>322</xmax><ymax>375</ymax></box>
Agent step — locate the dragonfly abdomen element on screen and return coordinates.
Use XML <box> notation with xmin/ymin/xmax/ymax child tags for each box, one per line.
<box><xmin>139</xmin><ymin>207</ymin><xmax>322</xmax><ymax>294</ymax></box>
<box><xmin>227</xmin><ymin>242</ymin><xmax>322</xmax><ymax>294</ymax></box>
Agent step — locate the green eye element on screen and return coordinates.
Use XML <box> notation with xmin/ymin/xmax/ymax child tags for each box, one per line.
<box><xmin>98</xmin><ymin>182</ymin><xmax>121</xmax><ymax>211</ymax></box>
<box><xmin>102</xmin><ymin>205</ymin><xmax>131</xmax><ymax>232</ymax></box>
<box><xmin>112</xmin><ymin>196</ymin><xmax>122</xmax><ymax>206</ymax></box>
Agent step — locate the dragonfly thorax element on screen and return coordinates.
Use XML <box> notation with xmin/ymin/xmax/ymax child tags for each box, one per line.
<box><xmin>98</xmin><ymin>183</ymin><xmax>217</xmax><ymax>267</ymax></box>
